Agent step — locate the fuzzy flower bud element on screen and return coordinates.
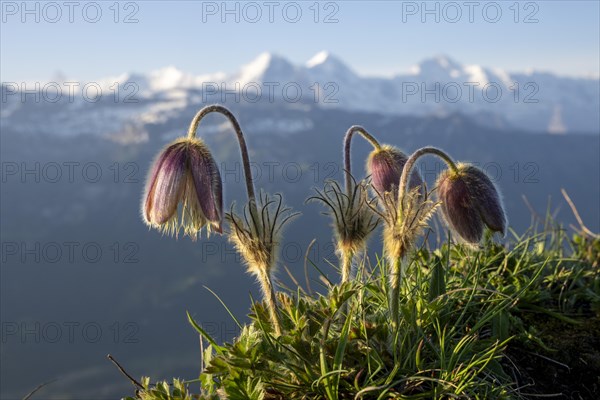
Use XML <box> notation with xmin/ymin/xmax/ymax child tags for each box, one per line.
<box><xmin>436</xmin><ymin>163</ymin><xmax>507</xmax><ymax>244</ymax></box>
<box><xmin>367</xmin><ymin>145</ymin><xmax>423</xmax><ymax>198</ymax></box>
<box><xmin>142</xmin><ymin>137</ymin><xmax>223</xmax><ymax>238</ymax></box>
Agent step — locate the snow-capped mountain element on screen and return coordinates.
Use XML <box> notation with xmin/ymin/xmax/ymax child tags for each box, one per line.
<box><xmin>2</xmin><ymin>52</ymin><xmax>598</xmax><ymax>137</ymax></box>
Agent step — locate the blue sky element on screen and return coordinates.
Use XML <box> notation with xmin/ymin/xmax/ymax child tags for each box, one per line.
<box><xmin>1</xmin><ymin>1</ymin><xmax>599</xmax><ymax>81</ymax></box>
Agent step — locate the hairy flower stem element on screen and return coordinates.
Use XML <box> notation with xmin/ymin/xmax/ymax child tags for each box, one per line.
<box><xmin>188</xmin><ymin>105</ymin><xmax>283</xmax><ymax>333</ymax></box>
<box><xmin>341</xmin><ymin>250</ymin><xmax>354</xmax><ymax>284</ymax></box>
<box><xmin>258</xmin><ymin>269</ymin><xmax>282</xmax><ymax>335</ymax></box>
<box><xmin>390</xmin><ymin>257</ymin><xmax>402</xmax><ymax>328</ymax></box>
<box><xmin>388</xmin><ymin>147</ymin><xmax>457</xmax><ymax>326</ymax></box>
<box><xmin>340</xmin><ymin>126</ymin><xmax>381</xmax><ymax>283</ymax></box>
<box><xmin>187</xmin><ymin>105</ymin><xmax>260</xmax><ymax>227</ymax></box>
<box><xmin>343</xmin><ymin>125</ymin><xmax>382</xmax><ymax>194</ymax></box>
<box><xmin>397</xmin><ymin>147</ymin><xmax>458</xmax><ymax>212</ymax></box>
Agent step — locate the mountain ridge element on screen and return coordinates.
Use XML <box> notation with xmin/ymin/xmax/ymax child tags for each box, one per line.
<box><xmin>2</xmin><ymin>51</ymin><xmax>599</xmax><ymax>134</ymax></box>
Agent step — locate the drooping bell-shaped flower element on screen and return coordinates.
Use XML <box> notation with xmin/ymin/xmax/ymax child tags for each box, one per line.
<box><xmin>142</xmin><ymin>137</ymin><xmax>223</xmax><ymax>238</ymax></box>
<box><xmin>367</xmin><ymin>145</ymin><xmax>423</xmax><ymax>198</ymax></box>
<box><xmin>436</xmin><ymin>163</ymin><xmax>506</xmax><ymax>244</ymax></box>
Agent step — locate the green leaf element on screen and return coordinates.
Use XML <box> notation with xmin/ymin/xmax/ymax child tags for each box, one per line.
<box><xmin>186</xmin><ymin>311</ymin><xmax>224</xmax><ymax>354</ymax></box>
<box><xmin>428</xmin><ymin>256</ymin><xmax>446</xmax><ymax>301</ymax></box>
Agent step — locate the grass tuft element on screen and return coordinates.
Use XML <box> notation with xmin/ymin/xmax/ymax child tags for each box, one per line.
<box><xmin>125</xmin><ymin>226</ymin><xmax>599</xmax><ymax>400</ymax></box>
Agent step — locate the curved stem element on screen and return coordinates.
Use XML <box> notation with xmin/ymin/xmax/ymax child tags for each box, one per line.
<box><xmin>343</xmin><ymin>125</ymin><xmax>382</xmax><ymax>194</ymax></box>
<box><xmin>187</xmin><ymin>105</ymin><xmax>259</xmax><ymax>220</ymax></box>
<box><xmin>397</xmin><ymin>147</ymin><xmax>458</xmax><ymax>210</ymax></box>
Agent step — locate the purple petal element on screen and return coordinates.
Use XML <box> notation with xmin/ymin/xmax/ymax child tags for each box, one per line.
<box><xmin>368</xmin><ymin>147</ymin><xmax>423</xmax><ymax>196</ymax></box>
<box><xmin>438</xmin><ymin>172</ymin><xmax>483</xmax><ymax>243</ymax></box>
<box><xmin>146</xmin><ymin>142</ymin><xmax>187</xmax><ymax>225</ymax></box>
<box><xmin>462</xmin><ymin>166</ymin><xmax>507</xmax><ymax>235</ymax></box>
<box><xmin>370</xmin><ymin>150</ymin><xmax>402</xmax><ymax>195</ymax></box>
<box><xmin>143</xmin><ymin>144</ymin><xmax>177</xmax><ymax>223</ymax></box>
<box><xmin>188</xmin><ymin>142</ymin><xmax>223</xmax><ymax>233</ymax></box>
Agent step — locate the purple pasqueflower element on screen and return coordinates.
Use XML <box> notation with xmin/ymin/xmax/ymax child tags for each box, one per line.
<box><xmin>367</xmin><ymin>145</ymin><xmax>423</xmax><ymax>197</ymax></box>
<box><xmin>436</xmin><ymin>163</ymin><xmax>507</xmax><ymax>244</ymax></box>
<box><xmin>142</xmin><ymin>137</ymin><xmax>222</xmax><ymax>238</ymax></box>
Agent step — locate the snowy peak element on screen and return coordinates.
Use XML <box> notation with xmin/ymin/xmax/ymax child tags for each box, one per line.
<box><xmin>432</xmin><ymin>55</ymin><xmax>462</xmax><ymax>70</ymax></box>
<box><xmin>236</xmin><ymin>52</ymin><xmax>297</xmax><ymax>84</ymax></box>
<box><xmin>410</xmin><ymin>56</ymin><xmax>512</xmax><ymax>87</ymax></box>
<box><xmin>304</xmin><ymin>51</ymin><xmax>361</xmax><ymax>87</ymax></box>
<box><xmin>413</xmin><ymin>55</ymin><xmax>464</xmax><ymax>79</ymax></box>
<box><xmin>239</xmin><ymin>52</ymin><xmax>274</xmax><ymax>78</ymax></box>
<box><xmin>97</xmin><ymin>66</ymin><xmax>227</xmax><ymax>95</ymax></box>
<box><xmin>463</xmin><ymin>64</ymin><xmax>490</xmax><ymax>85</ymax></box>
<box><xmin>418</xmin><ymin>55</ymin><xmax>461</xmax><ymax>70</ymax></box>
<box><xmin>146</xmin><ymin>66</ymin><xmax>189</xmax><ymax>91</ymax></box>
<box><xmin>305</xmin><ymin>51</ymin><xmax>355</xmax><ymax>77</ymax></box>
<box><xmin>306</xmin><ymin>51</ymin><xmax>331</xmax><ymax>68</ymax></box>
<box><xmin>306</xmin><ymin>51</ymin><xmax>348</xmax><ymax>70</ymax></box>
